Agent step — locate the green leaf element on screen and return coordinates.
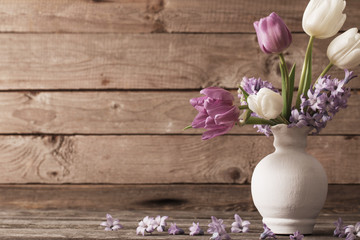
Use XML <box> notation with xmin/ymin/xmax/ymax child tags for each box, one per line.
<box><xmin>240</xmin><ymin>109</ymin><xmax>252</xmax><ymax>126</ymax></box>
<box><xmin>239</xmin><ymin>86</ymin><xmax>249</xmax><ymax>100</ymax></box>
<box><xmin>279</xmin><ymin>62</ymin><xmax>288</xmax><ymax>119</ymax></box>
<box><xmin>288</xmin><ymin>63</ymin><xmax>296</xmax><ymax>111</ymax></box>
<box><xmin>296</xmin><ymin>36</ymin><xmax>314</xmax><ymax>109</ymax></box>
<box><xmin>183</xmin><ymin>125</ymin><xmax>192</xmax><ymax>130</ymax></box>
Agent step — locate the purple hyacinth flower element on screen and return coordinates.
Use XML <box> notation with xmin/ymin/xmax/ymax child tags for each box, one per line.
<box><xmin>190</xmin><ymin>87</ymin><xmax>240</xmax><ymax>140</ymax></box>
<box><xmin>168</xmin><ymin>223</ymin><xmax>184</xmax><ymax>235</ymax></box>
<box><xmin>207</xmin><ymin>216</ymin><xmax>226</xmax><ymax>234</ymax></box>
<box><xmin>345</xmin><ymin>222</ymin><xmax>360</xmax><ymax>240</ymax></box>
<box><xmin>231</xmin><ymin>214</ymin><xmax>250</xmax><ymax>233</ymax></box>
<box><xmin>290</xmin><ymin>231</ymin><xmax>304</xmax><ymax>240</ymax></box>
<box><xmin>334</xmin><ymin>218</ymin><xmax>346</xmax><ymax>237</ymax></box>
<box><xmin>207</xmin><ymin>216</ymin><xmax>231</xmax><ymax>239</ymax></box>
<box><xmin>289</xmin><ymin>70</ymin><xmax>356</xmax><ymax>134</ymax></box>
<box><xmin>100</xmin><ymin>213</ymin><xmax>123</xmax><ymax>231</ymax></box>
<box><xmin>154</xmin><ymin>215</ymin><xmax>168</xmax><ymax>232</ymax></box>
<box><xmin>254</xmin><ymin>12</ymin><xmax>292</xmax><ymax>54</ymax></box>
<box><xmin>189</xmin><ymin>222</ymin><xmax>204</xmax><ymax>236</ymax></box>
<box><xmin>344</xmin><ymin>69</ymin><xmax>357</xmax><ymax>84</ymax></box>
<box><xmin>136</xmin><ymin>216</ymin><xmax>157</xmax><ymax>236</ymax></box>
<box><xmin>260</xmin><ymin>223</ymin><xmax>277</xmax><ymax>239</ymax></box>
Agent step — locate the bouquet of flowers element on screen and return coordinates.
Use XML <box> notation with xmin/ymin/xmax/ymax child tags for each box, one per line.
<box><xmin>186</xmin><ymin>0</ymin><xmax>359</xmax><ymax>140</ymax></box>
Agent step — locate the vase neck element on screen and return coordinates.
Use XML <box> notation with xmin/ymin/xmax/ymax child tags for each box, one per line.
<box><xmin>271</xmin><ymin>124</ymin><xmax>310</xmax><ymax>150</ymax></box>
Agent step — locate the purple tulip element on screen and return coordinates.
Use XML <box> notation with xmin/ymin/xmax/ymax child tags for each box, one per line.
<box><xmin>190</xmin><ymin>87</ymin><xmax>240</xmax><ymax>140</ymax></box>
<box><xmin>254</xmin><ymin>12</ymin><xmax>292</xmax><ymax>54</ymax></box>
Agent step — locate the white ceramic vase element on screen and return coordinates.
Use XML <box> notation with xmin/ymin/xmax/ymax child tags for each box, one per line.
<box><xmin>251</xmin><ymin>124</ymin><xmax>328</xmax><ymax>234</ymax></box>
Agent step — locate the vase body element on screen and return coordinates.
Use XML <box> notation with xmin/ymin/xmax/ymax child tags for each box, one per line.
<box><xmin>251</xmin><ymin>124</ymin><xmax>328</xmax><ymax>234</ymax></box>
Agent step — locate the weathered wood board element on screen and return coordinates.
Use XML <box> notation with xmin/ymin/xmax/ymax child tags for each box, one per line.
<box><xmin>0</xmin><ymin>34</ymin><xmax>358</xmax><ymax>90</ymax></box>
<box><xmin>0</xmin><ymin>185</ymin><xmax>358</xmax><ymax>213</ymax></box>
<box><xmin>0</xmin><ymin>208</ymin><xmax>357</xmax><ymax>239</ymax></box>
<box><xmin>0</xmin><ymin>0</ymin><xmax>358</xmax><ymax>33</ymax></box>
<box><xmin>0</xmin><ymin>135</ymin><xmax>357</xmax><ymax>184</ymax></box>
<box><xmin>0</xmin><ymin>91</ymin><xmax>358</xmax><ymax>135</ymax></box>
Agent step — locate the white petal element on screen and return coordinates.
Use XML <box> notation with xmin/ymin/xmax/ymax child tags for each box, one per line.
<box><xmin>247</xmin><ymin>95</ymin><xmax>261</xmax><ymax>117</ymax></box>
<box><xmin>100</xmin><ymin>222</ymin><xmax>108</xmax><ymax>227</ymax></box>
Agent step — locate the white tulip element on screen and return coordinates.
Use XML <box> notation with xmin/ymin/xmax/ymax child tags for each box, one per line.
<box><xmin>302</xmin><ymin>0</ymin><xmax>346</xmax><ymax>39</ymax></box>
<box><xmin>327</xmin><ymin>28</ymin><xmax>360</xmax><ymax>69</ymax></box>
<box><xmin>247</xmin><ymin>88</ymin><xmax>283</xmax><ymax>120</ymax></box>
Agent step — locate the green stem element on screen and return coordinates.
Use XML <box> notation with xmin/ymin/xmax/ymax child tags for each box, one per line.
<box><xmin>238</xmin><ymin>105</ymin><xmax>249</xmax><ymax>110</ymax></box>
<box><xmin>319</xmin><ymin>62</ymin><xmax>333</xmax><ymax>78</ymax></box>
<box><xmin>277</xmin><ymin>115</ymin><xmax>290</xmax><ymax>124</ymax></box>
<box><xmin>296</xmin><ymin>36</ymin><xmax>315</xmax><ymax>109</ymax></box>
<box><xmin>313</xmin><ymin>63</ymin><xmax>333</xmax><ymax>89</ymax></box>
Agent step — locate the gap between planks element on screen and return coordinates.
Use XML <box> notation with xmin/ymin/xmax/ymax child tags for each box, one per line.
<box><xmin>0</xmin><ymin>184</ymin><xmax>358</xmax><ymax>213</ymax></box>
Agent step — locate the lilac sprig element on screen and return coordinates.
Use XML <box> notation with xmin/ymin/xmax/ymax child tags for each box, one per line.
<box><xmin>231</xmin><ymin>214</ymin><xmax>250</xmax><ymax>233</ymax></box>
<box><xmin>207</xmin><ymin>216</ymin><xmax>231</xmax><ymax>240</ymax></box>
<box><xmin>260</xmin><ymin>223</ymin><xmax>277</xmax><ymax>239</ymax></box>
<box><xmin>100</xmin><ymin>213</ymin><xmax>123</xmax><ymax>231</ymax></box>
<box><xmin>290</xmin><ymin>70</ymin><xmax>356</xmax><ymax>134</ymax></box>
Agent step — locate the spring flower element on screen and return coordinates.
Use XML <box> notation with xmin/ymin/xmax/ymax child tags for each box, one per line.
<box><xmin>289</xmin><ymin>70</ymin><xmax>356</xmax><ymax>134</ymax></box>
<box><xmin>302</xmin><ymin>0</ymin><xmax>346</xmax><ymax>39</ymax></box>
<box><xmin>207</xmin><ymin>216</ymin><xmax>231</xmax><ymax>240</ymax></box>
<box><xmin>100</xmin><ymin>213</ymin><xmax>123</xmax><ymax>231</ymax></box>
<box><xmin>290</xmin><ymin>231</ymin><xmax>304</xmax><ymax>240</ymax></box>
<box><xmin>253</xmin><ymin>12</ymin><xmax>292</xmax><ymax>54</ymax></box>
<box><xmin>334</xmin><ymin>218</ymin><xmax>347</xmax><ymax>237</ymax></box>
<box><xmin>239</xmin><ymin>77</ymin><xmax>277</xmax><ymax>136</ymax></box>
<box><xmin>231</xmin><ymin>214</ymin><xmax>250</xmax><ymax>233</ymax></box>
<box><xmin>189</xmin><ymin>222</ymin><xmax>204</xmax><ymax>236</ymax></box>
<box><xmin>154</xmin><ymin>215</ymin><xmax>168</xmax><ymax>232</ymax></box>
<box><xmin>190</xmin><ymin>87</ymin><xmax>240</xmax><ymax>140</ymax></box>
<box><xmin>345</xmin><ymin>223</ymin><xmax>360</xmax><ymax>240</ymax></box>
<box><xmin>136</xmin><ymin>216</ymin><xmax>157</xmax><ymax>235</ymax></box>
<box><xmin>168</xmin><ymin>223</ymin><xmax>184</xmax><ymax>235</ymax></box>
<box><xmin>260</xmin><ymin>223</ymin><xmax>277</xmax><ymax>239</ymax></box>
<box><xmin>247</xmin><ymin>88</ymin><xmax>283</xmax><ymax>120</ymax></box>
<box><xmin>327</xmin><ymin>28</ymin><xmax>360</xmax><ymax>69</ymax></box>
<box><xmin>239</xmin><ymin>77</ymin><xmax>277</xmax><ymax>101</ymax></box>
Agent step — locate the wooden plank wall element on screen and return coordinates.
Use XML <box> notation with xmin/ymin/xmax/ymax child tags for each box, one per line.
<box><xmin>0</xmin><ymin>0</ymin><xmax>359</xmax><ymax>211</ymax></box>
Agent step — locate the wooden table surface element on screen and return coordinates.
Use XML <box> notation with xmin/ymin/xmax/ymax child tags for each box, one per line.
<box><xmin>0</xmin><ymin>209</ymin><xmax>357</xmax><ymax>240</ymax></box>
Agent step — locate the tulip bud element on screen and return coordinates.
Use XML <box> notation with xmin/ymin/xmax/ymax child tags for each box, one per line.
<box><xmin>327</xmin><ymin>28</ymin><xmax>360</xmax><ymax>69</ymax></box>
<box><xmin>254</xmin><ymin>12</ymin><xmax>292</xmax><ymax>54</ymax></box>
<box><xmin>247</xmin><ymin>88</ymin><xmax>283</xmax><ymax>120</ymax></box>
<box><xmin>302</xmin><ymin>0</ymin><xmax>346</xmax><ymax>39</ymax></box>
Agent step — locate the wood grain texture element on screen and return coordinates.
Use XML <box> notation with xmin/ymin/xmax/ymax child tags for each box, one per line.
<box><xmin>0</xmin><ymin>91</ymin><xmax>358</xmax><ymax>135</ymax></box>
<box><xmin>0</xmin><ymin>184</ymin><xmax>358</xmax><ymax>213</ymax></box>
<box><xmin>0</xmin><ymin>135</ymin><xmax>357</xmax><ymax>184</ymax></box>
<box><xmin>0</xmin><ymin>0</ymin><xmax>358</xmax><ymax>33</ymax></box>
<box><xmin>162</xmin><ymin>0</ymin><xmax>360</xmax><ymax>33</ymax></box>
<box><xmin>0</xmin><ymin>34</ymin><xmax>359</xmax><ymax>90</ymax></box>
<box><xmin>0</xmin><ymin>207</ymin><xmax>357</xmax><ymax>239</ymax></box>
